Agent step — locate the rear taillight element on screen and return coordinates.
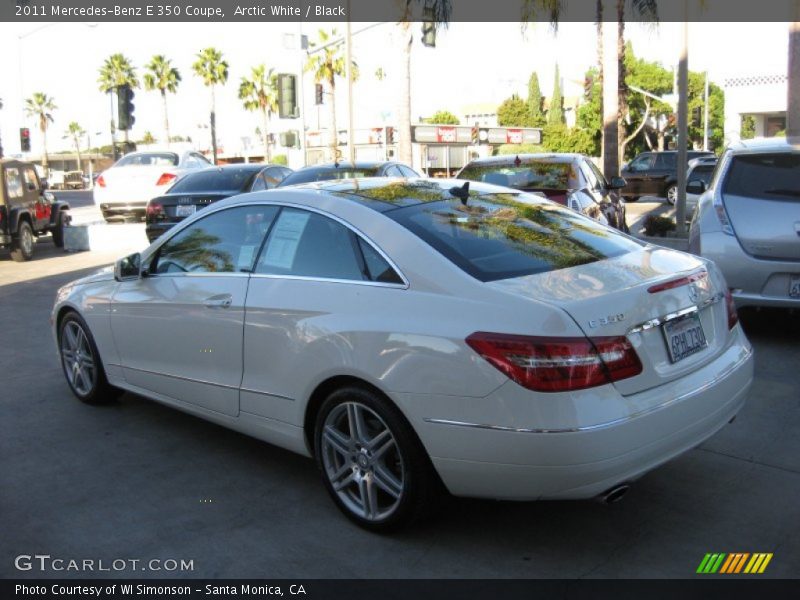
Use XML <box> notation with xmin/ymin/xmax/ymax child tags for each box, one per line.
<box><xmin>465</xmin><ymin>333</ymin><xmax>642</xmax><ymax>393</ymax></box>
<box><xmin>156</xmin><ymin>172</ymin><xmax>177</xmax><ymax>186</ymax></box>
<box><xmin>725</xmin><ymin>288</ymin><xmax>738</xmax><ymax>330</ymax></box>
<box><xmin>96</xmin><ymin>175</ymin><xmax>106</xmax><ymax>188</ymax></box>
<box><xmin>648</xmin><ymin>270</ymin><xmax>707</xmax><ymax>294</ymax></box>
<box><xmin>712</xmin><ymin>194</ymin><xmax>734</xmax><ymax>236</ymax></box>
<box><xmin>146</xmin><ymin>200</ymin><xmax>164</xmax><ymax>218</ymax></box>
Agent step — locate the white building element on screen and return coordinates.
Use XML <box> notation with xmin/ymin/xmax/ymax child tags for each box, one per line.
<box><xmin>723</xmin><ymin>74</ymin><xmax>788</xmax><ymax>144</ymax></box>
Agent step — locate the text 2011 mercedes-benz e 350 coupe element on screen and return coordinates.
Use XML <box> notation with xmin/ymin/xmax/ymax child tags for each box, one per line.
<box><xmin>53</xmin><ymin>178</ymin><xmax>754</xmax><ymax>531</ymax></box>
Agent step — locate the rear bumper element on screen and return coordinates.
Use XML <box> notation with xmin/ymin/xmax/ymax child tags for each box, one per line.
<box><xmin>408</xmin><ymin>332</ymin><xmax>753</xmax><ymax>501</ymax></box>
<box><xmin>697</xmin><ymin>231</ymin><xmax>800</xmax><ymax>308</ymax></box>
<box><xmin>99</xmin><ymin>202</ymin><xmax>147</xmax><ymax>220</ymax></box>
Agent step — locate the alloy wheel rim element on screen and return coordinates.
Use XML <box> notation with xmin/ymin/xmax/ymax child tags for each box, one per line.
<box><xmin>61</xmin><ymin>321</ymin><xmax>97</xmax><ymax>396</ymax></box>
<box><xmin>321</xmin><ymin>401</ymin><xmax>405</xmax><ymax>521</ymax></box>
<box><xmin>21</xmin><ymin>227</ymin><xmax>33</xmax><ymax>254</ymax></box>
<box><xmin>667</xmin><ymin>186</ymin><xmax>677</xmax><ymax>204</ymax></box>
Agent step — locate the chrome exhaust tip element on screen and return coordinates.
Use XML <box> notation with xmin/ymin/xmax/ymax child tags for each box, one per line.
<box><xmin>598</xmin><ymin>483</ymin><xmax>630</xmax><ymax>505</ymax></box>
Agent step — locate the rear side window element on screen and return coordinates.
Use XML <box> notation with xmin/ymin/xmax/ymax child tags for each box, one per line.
<box><xmin>280</xmin><ymin>168</ymin><xmax>380</xmax><ymax>186</ymax></box>
<box><xmin>458</xmin><ymin>162</ymin><xmax>572</xmax><ymax>190</ymax></box>
<box><xmin>387</xmin><ymin>194</ymin><xmax>640</xmax><ymax>282</ymax></box>
<box><xmin>170</xmin><ymin>169</ymin><xmax>258</xmax><ymax>193</ymax></box>
<box><xmin>723</xmin><ymin>153</ymin><xmax>800</xmax><ymax>201</ymax></box>
<box><xmin>689</xmin><ymin>165</ymin><xmax>715</xmax><ymax>185</ymax></box>
<box><xmin>654</xmin><ymin>153</ymin><xmax>677</xmax><ymax>169</ymax></box>
<box><xmin>116</xmin><ymin>153</ymin><xmax>179</xmax><ymax>167</ymax></box>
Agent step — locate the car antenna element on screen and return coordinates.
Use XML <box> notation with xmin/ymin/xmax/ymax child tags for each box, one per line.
<box><xmin>449</xmin><ymin>181</ymin><xmax>470</xmax><ymax>206</ymax></box>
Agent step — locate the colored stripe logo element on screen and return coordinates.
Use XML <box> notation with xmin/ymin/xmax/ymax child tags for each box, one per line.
<box><xmin>696</xmin><ymin>553</ymin><xmax>773</xmax><ymax>574</ymax></box>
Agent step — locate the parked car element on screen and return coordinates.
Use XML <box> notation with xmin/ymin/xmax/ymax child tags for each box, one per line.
<box><xmin>93</xmin><ymin>150</ymin><xmax>213</xmax><ymax>222</ymax></box>
<box><xmin>684</xmin><ymin>156</ymin><xmax>718</xmax><ymax>217</ymax></box>
<box><xmin>145</xmin><ymin>163</ymin><xmax>293</xmax><ymax>242</ymax></box>
<box><xmin>53</xmin><ymin>177</ymin><xmax>753</xmax><ymax>530</ymax></box>
<box><xmin>1</xmin><ymin>158</ymin><xmax>70</xmax><ymax>261</ymax></box>
<box><xmin>621</xmin><ymin>150</ymin><xmax>715</xmax><ymax>203</ymax></box>
<box><xmin>457</xmin><ymin>154</ymin><xmax>628</xmax><ymax>231</ymax></box>
<box><xmin>688</xmin><ymin>137</ymin><xmax>800</xmax><ymax>308</ymax></box>
<box><xmin>277</xmin><ymin>161</ymin><xmax>419</xmax><ymax>187</ymax></box>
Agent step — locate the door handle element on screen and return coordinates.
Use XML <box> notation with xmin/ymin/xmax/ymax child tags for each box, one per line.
<box><xmin>204</xmin><ymin>294</ymin><xmax>233</xmax><ymax>309</ymax></box>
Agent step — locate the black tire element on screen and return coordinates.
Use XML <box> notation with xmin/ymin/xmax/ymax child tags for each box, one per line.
<box><xmin>58</xmin><ymin>311</ymin><xmax>122</xmax><ymax>405</ymax></box>
<box><xmin>51</xmin><ymin>212</ymin><xmax>66</xmax><ymax>248</ymax></box>
<box><xmin>314</xmin><ymin>385</ymin><xmax>444</xmax><ymax>532</ymax></box>
<box><xmin>10</xmin><ymin>221</ymin><xmax>34</xmax><ymax>262</ymax></box>
<box><xmin>665</xmin><ymin>184</ymin><xmax>678</xmax><ymax>205</ymax></box>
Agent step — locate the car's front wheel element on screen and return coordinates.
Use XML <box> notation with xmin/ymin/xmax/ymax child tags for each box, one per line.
<box><xmin>10</xmin><ymin>221</ymin><xmax>34</xmax><ymax>262</ymax></box>
<box><xmin>665</xmin><ymin>184</ymin><xmax>678</xmax><ymax>205</ymax></box>
<box><xmin>314</xmin><ymin>386</ymin><xmax>442</xmax><ymax>532</ymax></box>
<box><xmin>59</xmin><ymin>312</ymin><xmax>121</xmax><ymax>404</ymax></box>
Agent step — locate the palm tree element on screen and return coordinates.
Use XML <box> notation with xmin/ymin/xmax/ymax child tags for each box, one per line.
<box><xmin>24</xmin><ymin>93</ymin><xmax>56</xmax><ymax>171</ymax></box>
<box><xmin>143</xmin><ymin>55</ymin><xmax>181</xmax><ymax>147</ymax></box>
<box><xmin>192</xmin><ymin>47</ymin><xmax>229</xmax><ymax>165</ymax></box>
<box><xmin>65</xmin><ymin>121</ymin><xmax>86</xmax><ymax>173</ymax></box>
<box><xmin>98</xmin><ymin>53</ymin><xmax>139</xmax><ymax>144</ymax></box>
<box><xmin>239</xmin><ymin>65</ymin><xmax>278</xmax><ymax>162</ymax></box>
<box><xmin>305</xmin><ymin>29</ymin><xmax>348</xmax><ymax>159</ymax></box>
<box><xmin>396</xmin><ymin>2</ymin><xmax>452</xmax><ymax>166</ymax></box>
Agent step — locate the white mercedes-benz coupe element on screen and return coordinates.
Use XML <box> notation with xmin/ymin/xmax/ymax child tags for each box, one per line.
<box><xmin>53</xmin><ymin>178</ymin><xmax>754</xmax><ymax>531</ymax></box>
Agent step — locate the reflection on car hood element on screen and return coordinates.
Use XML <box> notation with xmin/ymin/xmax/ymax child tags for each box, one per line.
<box><xmin>69</xmin><ymin>265</ymin><xmax>115</xmax><ymax>287</ymax></box>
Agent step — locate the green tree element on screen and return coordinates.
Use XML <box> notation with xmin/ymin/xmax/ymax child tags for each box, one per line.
<box><xmin>238</xmin><ymin>64</ymin><xmax>278</xmax><ymax>162</ymax></box>
<box><xmin>65</xmin><ymin>121</ymin><xmax>86</xmax><ymax>173</ymax></box>
<box><xmin>548</xmin><ymin>64</ymin><xmax>564</xmax><ymax>125</ymax></box>
<box><xmin>140</xmin><ymin>131</ymin><xmax>156</xmax><ymax>145</ymax></box>
<box><xmin>143</xmin><ymin>55</ymin><xmax>181</xmax><ymax>147</ymax></box>
<box><xmin>497</xmin><ymin>95</ymin><xmax>529</xmax><ymax>127</ymax></box>
<box><xmin>426</xmin><ymin>110</ymin><xmax>460</xmax><ymax>125</ymax></box>
<box><xmin>526</xmin><ymin>72</ymin><xmax>545</xmax><ymax>127</ymax></box>
<box><xmin>741</xmin><ymin>115</ymin><xmax>756</xmax><ymax>140</ymax></box>
<box><xmin>98</xmin><ymin>53</ymin><xmax>138</xmax><ymax>144</ymax></box>
<box><xmin>192</xmin><ymin>47</ymin><xmax>229</xmax><ymax>164</ymax></box>
<box><xmin>24</xmin><ymin>92</ymin><xmax>56</xmax><ymax>170</ymax></box>
<box><xmin>305</xmin><ymin>29</ymin><xmax>350</xmax><ymax>158</ymax></box>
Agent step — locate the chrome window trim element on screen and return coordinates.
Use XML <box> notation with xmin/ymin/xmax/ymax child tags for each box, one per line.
<box><xmin>143</xmin><ymin>200</ymin><xmax>410</xmax><ymax>288</ymax></box>
<box><xmin>249</xmin><ymin>272</ymin><xmax>408</xmax><ymax>289</ymax></box>
<box><xmin>423</xmin><ymin>345</ymin><xmax>751</xmax><ymax>435</ymax></box>
<box><xmin>626</xmin><ymin>291</ymin><xmax>724</xmax><ymax>335</ymax></box>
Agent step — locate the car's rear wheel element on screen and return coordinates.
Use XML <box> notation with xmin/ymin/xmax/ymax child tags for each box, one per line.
<box><xmin>10</xmin><ymin>221</ymin><xmax>34</xmax><ymax>262</ymax></box>
<box><xmin>59</xmin><ymin>312</ymin><xmax>121</xmax><ymax>404</ymax></box>
<box><xmin>51</xmin><ymin>212</ymin><xmax>67</xmax><ymax>248</ymax></box>
<box><xmin>314</xmin><ymin>386</ymin><xmax>442</xmax><ymax>532</ymax></box>
<box><xmin>665</xmin><ymin>184</ymin><xmax>678</xmax><ymax>205</ymax></box>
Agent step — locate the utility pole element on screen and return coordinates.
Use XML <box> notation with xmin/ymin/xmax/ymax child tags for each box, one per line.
<box><xmin>703</xmin><ymin>71</ymin><xmax>710</xmax><ymax>151</ymax></box>
<box><xmin>676</xmin><ymin>9</ymin><xmax>689</xmax><ymax>235</ymax></box>
<box><xmin>788</xmin><ymin>4</ymin><xmax>800</xmax><ymax>137</ymax></box>
<box><xmin>345</xmin><ymin>0</ymin><xmax>355</xmax><ymax>162</ymax></box>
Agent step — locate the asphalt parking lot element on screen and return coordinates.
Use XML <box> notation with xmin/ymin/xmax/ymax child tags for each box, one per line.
<box><xmin>1</xmin><ymin>209</ymin><xmax>799</xmax><ymax>579</ymax></box>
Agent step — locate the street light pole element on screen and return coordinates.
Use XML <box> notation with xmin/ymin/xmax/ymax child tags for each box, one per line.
<box><xmin>703</xmin><ymin>71</ymin><xmax>710</xmax><ymax>151</ymax></box>
<box><xmin>676</xmin><ymin>10</ymin><xmax>689</xmax><ymax>235</ymax></box>
<box><xmin>345</xmin><ymin>3</ymin><xmax>355</xmax><ymax>162</ymax></box>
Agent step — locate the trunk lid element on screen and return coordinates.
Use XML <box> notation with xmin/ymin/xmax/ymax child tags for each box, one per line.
<box><xmin>722</xmin><ymin>152</ymin><xmax>800</xmax><ymax>261</ymax></box>
<box><xmin>161</xmin><ymin>193</ymin><xmax>230</xmax><ymax>219</ymax></box>
<box><xmin>490</xmin><ymin>246</ymin><xmax>731</xmax><ymax>395</ymax></box>
<box><xmin>104</xmin><ymin>165</ymin><xmax>178</xmax><ymax>199</ymax></box>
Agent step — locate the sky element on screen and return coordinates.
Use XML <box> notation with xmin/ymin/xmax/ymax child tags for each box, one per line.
<box><xmin>0</xmin><ymin>20</ymin><xmax>790</xmax><ymax>156</ymax></box>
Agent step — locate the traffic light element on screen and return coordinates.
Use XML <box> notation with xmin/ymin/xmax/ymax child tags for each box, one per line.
<box><xmin>315</xmin><ymin>83</ymin><xmax>324</xmax><ymax>105</ymax></box>
<box><xmin>277</xmin><ymin>73</ymin><xmax>299</xmax><ymax>119</ymax></box>
<box><xmin>385</xmin><ymin>126</ymin><xmax>395</xmax><ymax>144</ymax></box>
<box><xmin>117</xmin><ymin>84</ymin><xmax>135</xmax><ymax>131</ymax></box>
<box><xmin>421</xmin><ymin>7</ymin><xmax>436</xmax><ymax>48</ymax></box>
<box><xmin>19</xmin><ymin>128</ymin><xmax>31</xmax><ymax>152</ymax></box>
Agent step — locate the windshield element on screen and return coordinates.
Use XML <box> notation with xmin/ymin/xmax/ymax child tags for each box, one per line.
<box><xmin>458</xmin><ymin>162</ymin><xmax>572</xmax><ymax>191</ymax></box>
<box><xmin>116</xmin><ymin>153</ymin><xmax>179</xmax><ymax>167</ymax></box>
<box><xmin>723</xmin><ymin>153</ymin><xmax>800</xmax><ymax>201</ymax></box>
<box><xmin>387</xmin><ymin>193</ymin><xmax>639</xmax><ymax>282</ymax></box>
<box><xmin>169</xmin><ymin>168</ymin><xmax>259</xmax><ymax>193</ymax></box>
<box><xmin>281</xmin><ymin>168</ymin><xmax>381</xmax><ymax>186</ymax></box>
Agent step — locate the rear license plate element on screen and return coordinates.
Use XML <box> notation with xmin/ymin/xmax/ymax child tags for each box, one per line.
<box><xmin>662</xmin><ymin>312</ymin><xmax>707</xmax><ymax>363</ymax></box>
<box><xmin>175</xmin><ymin>204</ymin><xmax>196</xmax><ymax>217</ymax></box>
<box><xmin>790</xmin><ymin>275</ymin><xmax>800</xmax><ymax>298</ymax></box>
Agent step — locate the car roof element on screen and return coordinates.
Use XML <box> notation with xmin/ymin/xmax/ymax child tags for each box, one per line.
<box><xmin>464</xmin><ymin>153</ymin><xmax>582</xmax><ymax>166</ymax></box>
<box><xmin>292</xmin><ymin>161</ymin><xmax>397</xmax><ymax>172</ymax></box>
<box><xmin>212</xmin><ymin>177</ymin><xmax>535</xmax><ymax>214</ymax></box>
<box><xmin>726</xmin><ymin>136</ymin><xmax>800</xmax><ymax>154</ymax></box>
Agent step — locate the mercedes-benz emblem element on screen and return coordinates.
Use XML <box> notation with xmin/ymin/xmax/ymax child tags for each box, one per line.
<box><xmin>688</xmin><ymin>284</ymin><xmax>700</xmax><ymax>303</ymax></box>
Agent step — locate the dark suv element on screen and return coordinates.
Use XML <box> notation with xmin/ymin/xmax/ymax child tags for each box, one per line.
<box><xmin>621</xmin><ymin>150</ymin><xmax>714</xmax><ymax>204</ymax></box>
<box><xmin>1</xmin><ymin>159</ymin><xmax>70</xmax><ymax>261</ymax></box>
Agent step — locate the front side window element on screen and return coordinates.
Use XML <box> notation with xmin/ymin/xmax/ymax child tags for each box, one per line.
<box><xmin>628</xmin><ymin>155</ymin><xmax>653</xmax><ymax>172</ymax></box>
<box><xmin>255</xmin><ymin>208</ymin><xmax>402</xmax><ymax>284</ymax></box>
<box><xmin>153</xmin><ymin>205</ymin><xmax>279</xmax><ymax>274</ymax></box>
<box><xmin>23</xmin><ymin>167</ymin><xmax>40</xmax><ymax>191</ymax></box>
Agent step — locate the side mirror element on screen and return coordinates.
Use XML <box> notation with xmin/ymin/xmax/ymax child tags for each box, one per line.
<box><xmin>686</xmin><ymin>179</ymin><xmax>706</xmax><ymax>195</ymax></box>
<box><xmin>608</xmin><ymin>176</ymin><xmax>627</xmax><ymax>190</ymax></box>
<box><xmin>114</xmin><ymin>252</ymin><xmax>142</xmax><ymax>281</ymax></box>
